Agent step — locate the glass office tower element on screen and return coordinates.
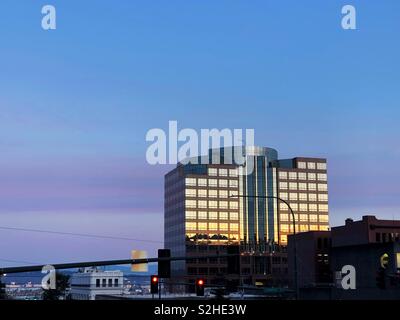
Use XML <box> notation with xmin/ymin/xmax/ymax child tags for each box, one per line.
<box><xmin>164</xmin><ymin>146</ymin><xmax>329</xmax><ymax>291</ymax></box>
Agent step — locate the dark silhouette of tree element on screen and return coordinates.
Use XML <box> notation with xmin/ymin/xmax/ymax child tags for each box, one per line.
<box><xmin>42</xmin><ymin>272</ymin><xmax>70</xmax><ymax>300</ymax></box>
<box><xmin>0</xmin><ymin>278</ymin><xmax>7</xmax><ymax>300</ymax></box>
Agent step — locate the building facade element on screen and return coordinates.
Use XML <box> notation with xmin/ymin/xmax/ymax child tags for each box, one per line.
<box><xmin>70</xmin><ymin>268</ymin><xmax>124</xmax><ymax>300</ymax></box>
<box><xmin>287</xmin><ymin>216</ymin><xmax>400</xmax><ymax>299</ymax></box>
<box><xmin>164</xmin><ymin>146</ymin><xmax>329</xmax><ymax>291</ymax></box>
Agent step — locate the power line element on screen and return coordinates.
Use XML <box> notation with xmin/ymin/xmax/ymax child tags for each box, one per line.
<box><xmin>0</xmin><ymin>226</ymin><xmax>163</xmax><ymax>244</ymax></box>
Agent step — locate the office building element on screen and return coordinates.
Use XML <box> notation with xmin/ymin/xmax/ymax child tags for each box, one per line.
<box><xmin>164</xmin><ymin>146</ymin><xmax>329</xmax><ymax>291</ymax></box>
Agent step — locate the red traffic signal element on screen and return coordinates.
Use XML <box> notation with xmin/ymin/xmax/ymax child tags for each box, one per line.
<box><xmin>150</xmin><ymin>275</ymin><xmax>159</xmax><ymax>294</ymax></box>
<box><xmin>196</xmin><ymin>278</ymin><xmax>205</xmax><ymax>296</ymax></box>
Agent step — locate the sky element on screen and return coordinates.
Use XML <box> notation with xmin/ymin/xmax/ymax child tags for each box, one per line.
<box><xmin>0</xmin><ymin>0</ymin><xmax>399</xmax><ymax>266</ymax></box>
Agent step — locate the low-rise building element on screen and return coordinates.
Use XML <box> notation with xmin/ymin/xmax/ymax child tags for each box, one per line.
<box><xmin>70</xmin><ymin>268</ymin><xmax>124</xmax><ymax>300</ymax></box>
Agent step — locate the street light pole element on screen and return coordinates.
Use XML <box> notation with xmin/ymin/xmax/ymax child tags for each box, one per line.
<box><xmin>229</xmin><ymin>193</ymin><xmax>299</xmax><ymax>300</ymax></box>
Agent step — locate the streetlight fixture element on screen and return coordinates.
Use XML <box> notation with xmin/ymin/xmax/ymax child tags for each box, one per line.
<box><xmin>229</xmin><ymin>193</ymin><xmax>299</xmax><ymax>299</ymax></box>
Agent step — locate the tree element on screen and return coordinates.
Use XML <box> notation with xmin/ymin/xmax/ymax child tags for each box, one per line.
<box><xmin>0</xmin><ymin>278</ymin><xmax>7</xmax><ymax>300</ymax></box>
<box><xmin>42</xmin><ymin>272</ymin><xmax>70</xmax><ymax>300</ymax></box>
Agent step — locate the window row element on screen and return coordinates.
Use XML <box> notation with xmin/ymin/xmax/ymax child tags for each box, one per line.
<box><xmin>279</xmin><ymin>182</ymin><xmax>328</xmax><ymax>191</ymax></box>
<box><xmin>208</xmin><ymin>168</ymin><xmax>238</xmax><ymax>177</ymax></box>
<box><xmin>186</xmin><ymin>222</ymin><xmax>239</xmax><ymax>231</ymax></box>
<box><xmin>185</xmin><ymin>211</ymin><xmax>239</xmax><ymax>220</ymax></box>
<box><xmin>279</xmin><ymin>192</ymin><xmax>328</xmax><ymax>202</ymax></box>
<box><xmin>185</xmin><ymin>189</ymin><xmax>237</xmax><ymax>199</ymax></box>
<box><xmin>95</xmin><ymin>278</ymin><xmax>119</xmax><ymax>288</ymax></box>
<box><xmin>279</xmin><ymin>202</ymin><xmax>328</xmax><ymax>212</ymax></box>
<box><xmin>280</xmin><ymin>226</ymin><xmax>330</xmax><ymax>243</ymax></box>
<box><xmin>186</xmin><ymin>200</ymin><xmax>239</xmax><ymax>209</ymax></box>
<box><xmin>185</xmin><ymin>178</ymin><xmax>238</xmax><ymax>188</ymax></box>
<box><xmin>278</xmin><ymin>171</ymin><xmax>327</xmax><ymax>181</ymax></box>
<box><xmin>297</xmin><ymin>162</ymin><xmax>327</xmax><ymax>170</ymax></box>
<box><xmin>280</xmin><ymin>214</ymin><xmax>329</xmax><ymax>223</ymax></box>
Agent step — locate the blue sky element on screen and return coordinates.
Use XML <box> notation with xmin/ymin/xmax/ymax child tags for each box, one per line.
<box><xmin>0</xmin><ymin>0</ymin><xmax>399</xmax><ymax>266</ymax></box>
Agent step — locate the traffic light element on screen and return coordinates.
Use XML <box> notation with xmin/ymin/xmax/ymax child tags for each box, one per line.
<box><xmin>227</xmin><ymin>245</ymin><xmax>240</xmax><ymax>274</ymax></box>
<box><xmin>150</xmin><ymin>275</ymin><xmax>159</xmax><ymax>294</ymax></box>
<box><xmin>158</xmin><ymin>249</ymin><xmax>171</xmax><ymax>278</ymax></box>
<box><xmin>196</xmin><ymin>278</ymin><xmax>205</xmax><ymax>296</ymax></box>
<box><xmin>376</xmin><ymin>267</ymin><xmax>386</xmax><ymax>289</ymax></box>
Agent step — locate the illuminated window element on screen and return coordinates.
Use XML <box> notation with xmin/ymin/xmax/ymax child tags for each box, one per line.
<box><xmin>219</xmin><ymin>212</ymin><xmax>228</xmax><ymax>220</ymax></box>
<box><xmin>308</xmin><ymin>183</ymin><xmax>317</xmax><ymax>191</ymax></box>
<box><xmin>219</xmin><ymin>190</ymin><xmax>228</xmax><ymax>198</ymax></box>
<box><xmin>185</xmin><ymin>178</ymin><xmax>196</xmax><ymax>186</ymax></box>
<box><xmin>318</xmin><ymin>194</ymin><xmax>328</xmax><ymax>202</ymax></box>
<box><xmin>290</xmin><ymin>203</ymin><xmax>298</xmax><ymax>211</ymax></box>
<box><xmin>309</xmin><ymin>204</ymin><xmax>318</xmax><ymax>212</ymax></box>
<box><xmin>289</xmin><ymin>193</ymin><xmax>298</xmax><ymax>201</ymax></box>
<box><xmin>298</xmin><ymin>162</ymin><xmax>307</xmax><ymax>169</ymax></box>
<box><xmin>280</xmin><ymin>203</ymin><xmax>288</xmax><ymax>211</ymax></box>
<box><xmin>279</xmin><ymin>171</ymin><xmax>288</xmax><ymax>179</ymax></box>
<box><xmin>209</xmin><ymin>212</ymin><xmax>218</xmax><ymax>220</ymax></box>
<box><xmin>318</xmin><ymin>183</ymin><xmax>328</xmax><ymax>191</ymax></box>
<box><xmin>298</xmin><ymin>172</ymin><xmax>307</xmax><ymax>180</ymax></box>
<box><xmin>309</xmin><ymin>225</ymin><xmax>318</xmax><ymax>231</ymax></box>
<box><xmin>198</xmin><ymin>223</ymin><xmax>207</xmax><ymax>230</ymax></box>
<box><xmin>289</xmin><ymin>182</ymin><xmax>297</xmax><ymax>190</ymax></box>
<box><xmin>289</xmin><ymin>172</ymin><xmax>297</xmax><ymax>180</ymax></box>
<box><xmin>319</xmin><ymin>225</ymin><xmax>329</xmax><ymax>231</ymax></box>
<box><xmin>317</xmin><ymin>173</ymin><xmax>327</xmax><ymax>181</ymax></box>
<box><xmin>219</xmin><ymin>179</ymin><xmax>228</xmax><ymax>188</ymax></box>
<box><xmin>198</xmin><ymin>211</ymin><xmax>207</xmax><ymax>219</ymax></box>
<box><xmin>299</xmin><ymin>193</ymin><xmax>307</xmax><ymax>201</ymax></box>
<box><xmin>308</xmin><ymin>173</ymin><xmax>316</xmax><ymax>181</ymax></box>
<box><xmin>299</xmin><ymin>183</ymin><xmax>307</xmax><ymax>191</ymax></box>
<box><xmin>319</xmin><ymin>204</ymin><xmax>329</xmax><ymax>212</ymax></box>
<box><xmin>219</xmin><ymin>201</ymin><xmax>228</xmax><ymax>209</ymax></box>
<box><xmin>198</xmin><ymin>189</ymin><xmax>207</xmax><ymax>198</ymax></box>
<box><xmin>208</xmin><ymin>168</ymin><xmax>218</xmax><ymax>176</ymax></box>
<box><xmin>230</xmin><ymin>223</ymin><xmax>239</xmax><ymax>231</ymax></box>
<box><xmin>229</xmin><ymin>180</ymin><xmax>238</xmax><ymax>188</ymax></box>
<box><xmin>308</xmin><ymin>193</ymin><xmax>317</xmax><ymax>201</ymax></box>
<box><xmin>219</xmin><ymin>223</ymin><xmax>229</xmax><ymax>231</ymax></box>
<box><xmin>185</xmin><ymin>211</ymin><xmax>196</xmax><ymax>219</ymax></box>
<box><xmin>230</xmin><ymin>212</ymin><xmax>239</xmax><ymax>220</ymax></box>
<box><xmin>299</xmin><ymin>214</ymin><xmax>308</xmax><ymax>222</ymax></box>
<box><xmin>209</xmin><ymin>190</ymin><xmax>218</xmax><ymax>198</ymax></box>
<box><xmin>209</xmin><ymin>179</ymin><xmax>218</xmax><ymax>187</ymax></box>
<box><xmin>309</xmin><ymin>214</ymin><xmax>318</xmax><ymax>222</ymax></box>
<box><xmin>280</xmin><ymin>192</ymin><xmax>288</xmax><ymax>200</ymax></box>
<box><xmin>219</xmin><ymin>169</ymin><xmax>228</xmax><ymax>177</ymax></box>
<box><xmin>280</xmin><ymin>182</ymin><xmax>288</xmax><ymax>190</ymax></box>
<box><xmin>299</xmin><ymin>203</ymin><xmax>308</xmax><ymax>212</ymax></box>
<box><xmin>307</xmin><ymin>162</ymin><xmax>316</xmax><ymax>170</ymax></box>
<box><xmin>280</xmin><ymin>224</ymin><xmax>289</xmax><ymax>232</ymax></box>
<box><xmin>185</xmin><ymin>200</ymin><xmax>197</xmax><ymax>208</ymax></box>
<box><xmin>280</xmin><ymin>214</ymin><xmax>289</xmax><ymax>221</ymax></box>
<box><xmin>186</xmin><ymin>222</ymin><xmax>197</xmax><ymax>230</ymax></box>
<box><xmin>229</xmin><ymin>201</ymin><xmax>238</xmax><ymax>209</ymax></box>
<box><xmin>198</xmin><ymin>200</ymin><xmax>207</xmax><ymax>208</ymax></box>
<box><xmin>229</xmin><ymin>168</ymin><xmax>238</xmax><ymax>177</ymax></box>
<box><xmin>300</xmin><ymin>225</ymin><xmax>309</xmax><ymax>232</ymax></box>
<box><xmin>209</xmin><ymin>223</ymin><xmax>218</xmax><ymax>231</ymax></box>
<box><xmin>317</xmin><ymin>163</ymin><xmax>327</xmax><ymax>170</ymax></box>
<box><xmin>280</xmin><ymin>235</ymin><xmax>288</xmax><ymax>243</ymax></box>
<box><xmin>209</xmin><ymin>200</ymin><xmax>218</xmax><ymax>208</ymax></box>
<box><xmin>319</xmin><ymin>215</ymin><xmax>329</xmax><ymax>223</ymax></box>
<box><xmin>198</xmin><ymin>178</ymin><xmax>207</xmax><ymax>187</ymax></box>
<box><xmin>185</xmin><ymin>189</ymin><xmax>196</xmax><ymax>197</ymax></box>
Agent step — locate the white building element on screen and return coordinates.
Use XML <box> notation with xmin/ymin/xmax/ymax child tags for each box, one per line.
<box><xmin>70</xmin><ymin>268</ymin><xmax>124</xmax><ymax>300</ymax></box>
